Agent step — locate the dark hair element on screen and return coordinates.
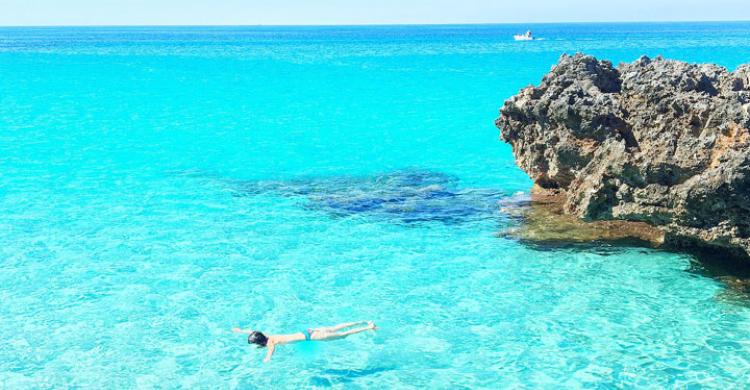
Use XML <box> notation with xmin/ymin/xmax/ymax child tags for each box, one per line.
<box><xmin>248</xmin><ymin>331</ymin><xmax>268</xmax><ymax>348</ymax></box>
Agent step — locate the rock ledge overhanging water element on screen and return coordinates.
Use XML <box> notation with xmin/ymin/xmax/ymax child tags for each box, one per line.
<box><xmin>497</xmin><ymin>53</ymin><xmax>750</xmax><ymax>261</ymax></box>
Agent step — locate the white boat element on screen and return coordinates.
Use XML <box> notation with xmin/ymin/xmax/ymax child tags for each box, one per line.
<box><xmin>513</xmin><ymin>30</ymin><xmax>534</xmax><ymax>41</ymax></box>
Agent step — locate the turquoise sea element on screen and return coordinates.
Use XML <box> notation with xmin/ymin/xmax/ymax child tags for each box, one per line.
<box><xmin>2</xmin><ymin>22</ymin><xmax>750</xmax><ymax>388</ymax></box>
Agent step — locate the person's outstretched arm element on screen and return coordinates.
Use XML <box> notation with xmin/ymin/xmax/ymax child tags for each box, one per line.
<box><xmin>263</xmin><ymin>343</ymin><xmax>276</xmax><ymax>363</ymax></box>
<box><xmin>232</xmin><ymin>327</ymin><xmax>253</xmax><ymax>334</ymax></box>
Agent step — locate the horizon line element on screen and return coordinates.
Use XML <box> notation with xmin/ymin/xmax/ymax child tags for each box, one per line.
<box><xmin>2</xmin><ymin>19</ymin><xmax>750</xmax><ymax>28</ymax></box>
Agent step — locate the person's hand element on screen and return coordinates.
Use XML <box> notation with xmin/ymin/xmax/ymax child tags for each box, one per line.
<box><xmin>231</xmin><ymin>327</ymin><xmax>243</xmax><ymax>333</ymax></box>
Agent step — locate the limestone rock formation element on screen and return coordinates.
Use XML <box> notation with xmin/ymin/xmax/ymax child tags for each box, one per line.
<box><xmin>497</xmin><ymin>53</ymin><xmax>750</xmax><ymax>260</ymax></box>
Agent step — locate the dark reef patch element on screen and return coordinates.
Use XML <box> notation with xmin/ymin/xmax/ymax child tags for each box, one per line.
<box><xmin>231</xmin><ymin>169</ymin><xmax>507</xmax><ymax>224</ymax></box>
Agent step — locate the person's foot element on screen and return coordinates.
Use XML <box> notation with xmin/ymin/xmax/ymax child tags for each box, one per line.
<box><xmin>367</xmin><ymin>321</ymin><xmax>378</xmax><ymax>330</ymax></box>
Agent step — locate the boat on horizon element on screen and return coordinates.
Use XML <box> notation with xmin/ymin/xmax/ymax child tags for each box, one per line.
<box><xmin>513</xmin><ymin>30</ymin><xmax>535</xmax><ymax>41</ymax></box>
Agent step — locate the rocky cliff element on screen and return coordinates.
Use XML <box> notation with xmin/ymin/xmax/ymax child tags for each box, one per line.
<box><xmin>497</xmin><ymin>53</ymin><xmax>750</xmax><ymax>260</ymax></box>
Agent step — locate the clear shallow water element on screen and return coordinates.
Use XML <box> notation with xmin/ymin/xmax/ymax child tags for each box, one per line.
<box><xmin>2</xmin><ymin>23</ymin><xmax>750</xmax><ymax>388</ymax></box>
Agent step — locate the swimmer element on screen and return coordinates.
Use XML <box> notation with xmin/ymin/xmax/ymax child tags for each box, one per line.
<box><xmin>232</xmin><ymin>321</ymin><xmax>378</xmax><ymax>362</ymax></box>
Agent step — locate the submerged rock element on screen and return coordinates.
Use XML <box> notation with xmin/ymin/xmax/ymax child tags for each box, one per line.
<box><xmin>232</xmin><ymin>170</ymin><xmax>505</xmax><ymax>224</ymax></box>
<box><xmin>499</xmin><ymin>185</ymin><xmax>665</xmax><ymax>247</ymax></box>
<box><xmin>497</xmin><ymin>53</ymin><xmax>750</xmax><ymax>260</ymax></box>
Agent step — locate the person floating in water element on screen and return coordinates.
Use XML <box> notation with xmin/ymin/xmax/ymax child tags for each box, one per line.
<box><xmin>232</xmin><ymin>321</ymin><xmax>378</xmax><ymax>362</ymax></box>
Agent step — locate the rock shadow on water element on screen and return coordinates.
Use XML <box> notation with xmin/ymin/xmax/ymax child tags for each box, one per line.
<box><xmin>231</xmin><ymin>169</ymin><xmax>507</xmax><ymax>225</ymax></box>
<box><xmin>500</xmin><ymin>187</ymin><xmax>750</xmax><ymax>303</ymax></box>
<box><xmin>684</xmin><ymin>247</ymin><xmax>750</xmax><ymax>305</ymax></box>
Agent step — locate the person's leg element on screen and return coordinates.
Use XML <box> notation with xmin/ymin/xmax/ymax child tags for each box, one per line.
<box><xmin>318</xmin><ymin>323</ymin><xmax>376</xmax><ymax>341</ymax></box>
<box><xmin>314</xmin><ymin>321</ymin><xmax>366</xmax><ymax>333</ymax></box>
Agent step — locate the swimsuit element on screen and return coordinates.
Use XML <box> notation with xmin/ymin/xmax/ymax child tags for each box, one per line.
<box><xmin>303</xmin><ymin>328</ymin><xmax>313</xmax><ymax>341</ymax></box>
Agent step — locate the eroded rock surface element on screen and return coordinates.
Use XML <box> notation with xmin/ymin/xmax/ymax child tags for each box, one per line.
<box><xmin>497</xmin><ymin>54</ymin><xmax>750</xmax><ymax>260</ymax></box>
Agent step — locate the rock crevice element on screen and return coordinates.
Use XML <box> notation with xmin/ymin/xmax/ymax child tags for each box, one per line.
<box><xmin>497</xmin><ymin>53</ymin><xmax>750</xmax><ymax>260</ymax></box>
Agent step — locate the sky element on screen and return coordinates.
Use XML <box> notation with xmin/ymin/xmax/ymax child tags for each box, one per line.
<box><xmin>1</xmin><ymin>0</ymin><xmax>749</xmax><ymax>26</ymax></box>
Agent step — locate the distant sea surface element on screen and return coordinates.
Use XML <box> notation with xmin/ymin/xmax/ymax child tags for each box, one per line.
<box><xmin>2</xmin><ymin>23</ymin><xmax>750</xmax><ymax>388</ymax></box>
